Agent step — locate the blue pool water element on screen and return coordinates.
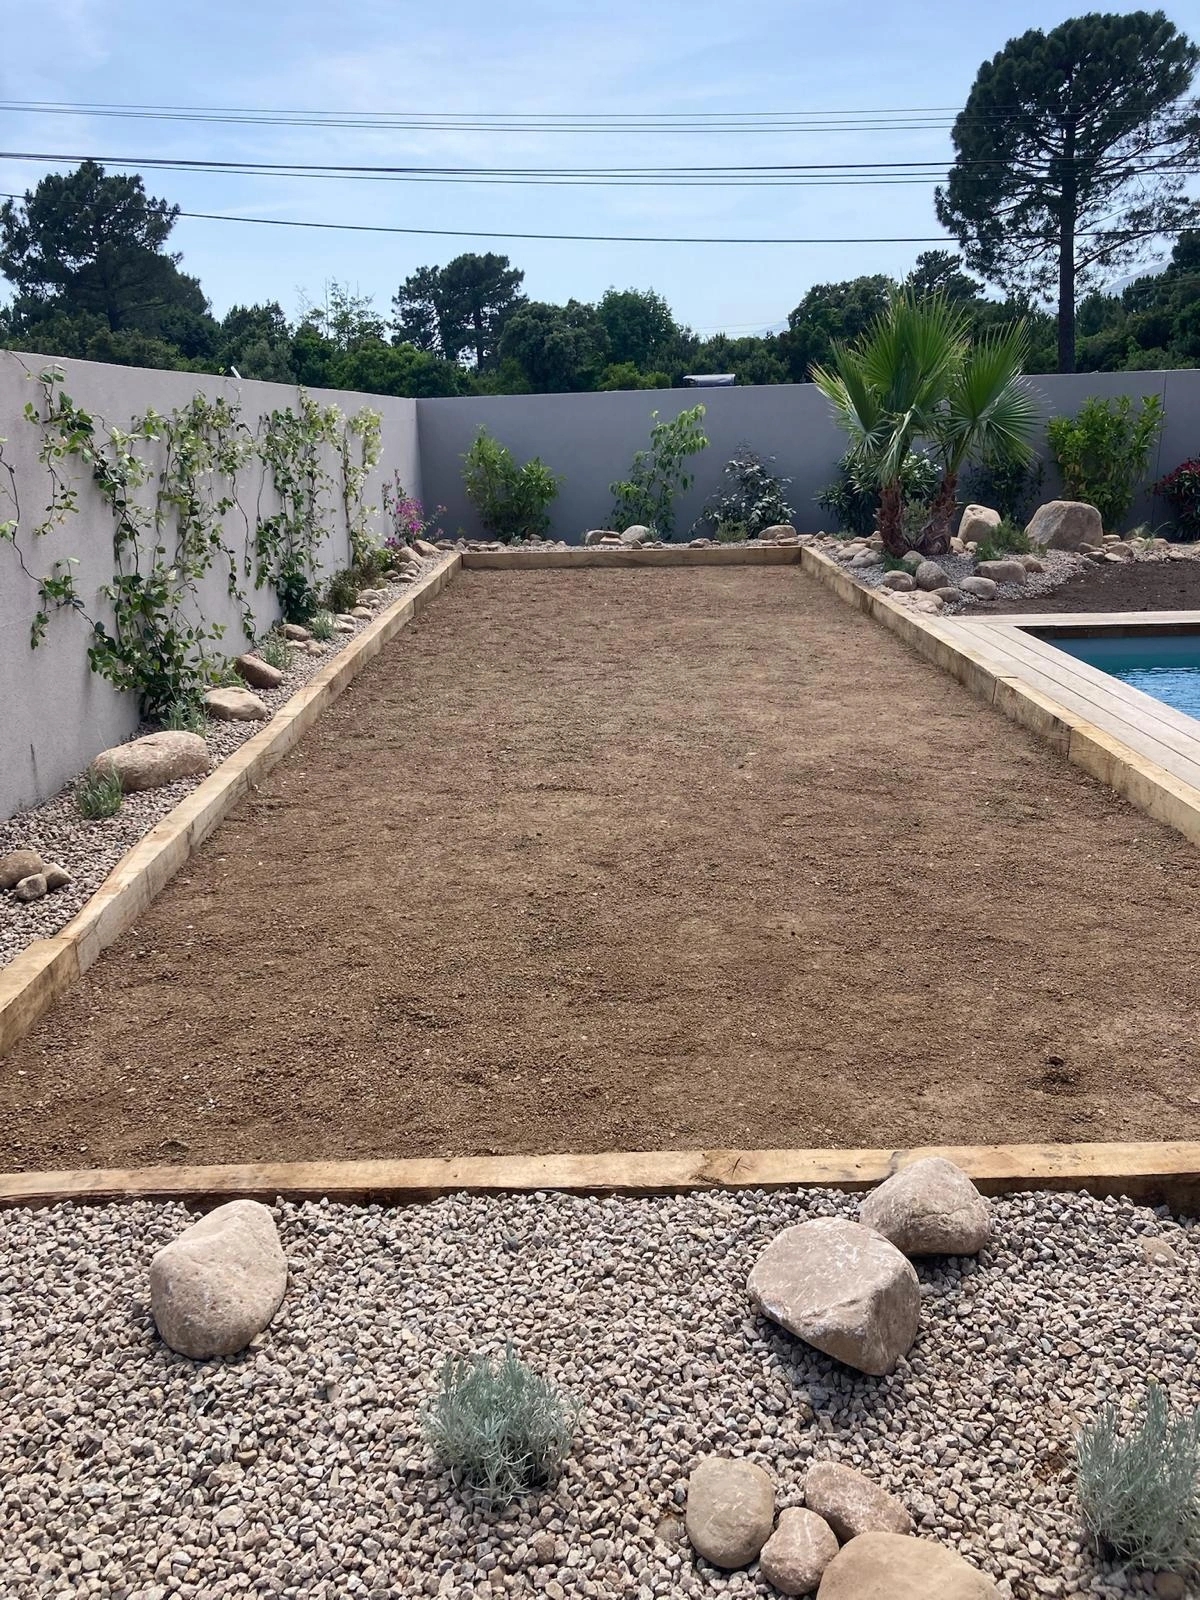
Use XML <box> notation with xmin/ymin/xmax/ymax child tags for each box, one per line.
<box><xmin>1046</xmin><ymin>632</ymin><xmax>1200</xmax><ymax>719</ymax></box>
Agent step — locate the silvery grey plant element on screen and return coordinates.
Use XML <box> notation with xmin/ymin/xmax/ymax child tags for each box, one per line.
<box><xmin>1076</xmin><ymin>1383</ymin><xmax>1200</xmax><ymax>1573</ymax></box>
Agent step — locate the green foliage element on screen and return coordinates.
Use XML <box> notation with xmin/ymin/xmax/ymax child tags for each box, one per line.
<box><xmin>1047</xmin><ymin>394</ymin><xmax>1165</xmax><ymax>530</ymax></box>
<box><xmin>610</xmin><ymin>405</ymin><xmax>708</xmax><ymax>539</ymax></box>
<box><xmin>976</xmin><ymin>517</ymin><xmax>1033</xmax><ymax>562</ymax></box>
<box><xmin>392</xmin><ymin>253</ymin><xmax>526</xmax><ymax>367</ymax></box>
<box><xmin>497</xmin><ymin>299</ymin><xmax>607</xmax><ymax>393</ymax></box>
<box><xmin>462</xmin><ymin>428</ymin><xmax>562</xmax><ymax>542</ymax></box>
<box><xmin>714</xmin><ymin>518</ymin><xmax>748</xmax><ymax>543</ymax></box>
<box><xmin>1076</xmin><ymin>1384</ymin><xmax>1200</xmax><ymax>1573</ymax></box>
<box><xmin>817</xmin><ymin>451</ymin><xmax>939</xmax><ymax>536</ymax></box>
<box><xmin>595</xmin><ymin>287</ymin><xmax>681</xmax><ymax>371</ymax></box>
<box><xmin>422</xmin><ymin>1345</ymin><xmax>578</xmax><ymax>1510</ymax></box>
<box><xmin>161</xmin><ymin>694</ymin><xmax>207</xmax><ymax>734</ymax></box>
<box><xmin>308</xmin><ymin>609</ymin><xmax>335</xmax><ymax>642</ymax></box>
<box><xmin>1153</xmin><ymin>456</ymin><xmax>1200</xmax><ymax>539</ymax></box>
<box><xmin>935</xmin><ymin>14</ymin><xmax>1200</xmax><ymax>370</ymax></box>
<box><xmin>694</xmin><ymin>445</ymin><xmax>794</xmax><ymax>538</ymax></box>
<box><xmin>76</xmin><ymin>763</ymin><xmax>123</xmax><ymax>820</ymax></box>
<box><xmin>257</xmin><ymin>630</ymin><xmax>295</xmax><ymax>671</ymax></box>
<box><xmin>962</xmin><ymin>454</ymin><xmax>1045</xmax><ymax>524</ymax></box>
<box><xmin>324</xmin><ymin>569</ymin><xmax>360</xmax><ymax>614</ymax></box>
<box><xmin>275</xmin><ymin>553</ymin><xmax>320</xmax><ymax>625</ymax></box>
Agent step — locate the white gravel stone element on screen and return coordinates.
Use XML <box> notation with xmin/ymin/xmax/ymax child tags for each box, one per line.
<box><xmin>1</xmin><ymin>1186</ymin><xmax>1191</xmax><ymax>1598</ymax></box>
<box><xmin>0</xmin><ymin>557</ymin><xmax>445</xmax><ymax>970</ymax></box>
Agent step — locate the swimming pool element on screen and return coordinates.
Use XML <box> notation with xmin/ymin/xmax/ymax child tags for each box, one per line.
<box><xmin>1039</xmin><ymin>629</ymin><xmax>1200</xmax><ymax>719</ymax></box>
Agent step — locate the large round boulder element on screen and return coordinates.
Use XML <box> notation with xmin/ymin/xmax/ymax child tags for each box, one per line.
<box><xmin>685</xmin><ymin>1456</ymin><xmax>775</xmax><ymax>1569</ymax></box>
<box><xmin>859</xmin><ymin>1157</ymin><xmax>991</xmax><ymax>1256</ymax></box>
<box><xmin>90</xmin><ymin>731</ymin><xmax>210</xmax><ymax>794</ymax></box>
<box><xmin>149</xmin><ymin>1200</ymin><xmax>287</xmax><ymax>1359</ymax></box>
<box><xmin>817</xmin><ymin>1532</ymin><xmax>1000</xmax><ymax>1599</ymax></box>
<box><xmin>1025</xmin><ymin>499</ymin><xmax>1104</xmax><ymax>550</ymax></box>
<box><xmin>748</xmin><ymin>1217</ymin><xmax>920</xmax><ymax>1375</ymax></box>
<box><xmin>957</xmin><ymin>505</ymin><xmax>1000</xmax><ymax>544</ymax></box>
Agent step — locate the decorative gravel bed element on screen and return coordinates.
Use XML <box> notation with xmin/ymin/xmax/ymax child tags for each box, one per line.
<box><xmin>1</xmin><ymin>1185</ymin><xmax>1195</xmax><ymax>1600</ymax></box>
<box><xmin>0</xmin><ymin>556</ymin><xmax>445</xmax><ymax>969</ymax></box>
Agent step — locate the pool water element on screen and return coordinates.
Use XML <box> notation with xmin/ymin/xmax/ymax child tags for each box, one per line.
<box><xmin>1047</xmin><ymin>632</ymin><xmax>1200</xmax><ymax>719</ymax></box>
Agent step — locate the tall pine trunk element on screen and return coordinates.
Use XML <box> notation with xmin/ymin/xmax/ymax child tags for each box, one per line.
<box><xmin>1056</xmin><ymin>121</ymin><xmax>1078</xmax><ymax>374</ymax></box>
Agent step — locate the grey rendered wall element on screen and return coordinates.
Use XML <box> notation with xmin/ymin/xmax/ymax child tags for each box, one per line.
<box><xmin>1</xmin><ymin>352</ymin><xmax>420</xmax><ymax>820</ymax></box>
<box><xmin>415</xmin><ymin>369</ymin><xmax>1200</xmax><ymax>542</ymax></box>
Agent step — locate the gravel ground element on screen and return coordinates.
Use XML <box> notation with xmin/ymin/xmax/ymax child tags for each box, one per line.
<box><xmin>0</xmin><ymin>556</ymin><xmax>444</xmax><ymax>969</ymax></box>
<box><xmin>1</xmin><ymin>1185</ymin><xmax>1196</xmax><ymax>1600</ymax></box>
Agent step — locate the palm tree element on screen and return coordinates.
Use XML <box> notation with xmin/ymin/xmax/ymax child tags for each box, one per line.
<box><xmin>812</xmin><ymin>293</ymin><xmax>1040</xmax><ymax>556</ymax></box>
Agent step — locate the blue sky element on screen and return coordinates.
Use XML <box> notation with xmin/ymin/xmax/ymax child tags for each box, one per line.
<box><xmin>0</xmin><ymin>0</ymin><xmax>1187</xmax><ymax>334</ymax></box>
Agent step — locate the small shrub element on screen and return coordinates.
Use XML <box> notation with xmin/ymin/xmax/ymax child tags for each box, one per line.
<box><xmin>422</xmin><ymin>1345</ymin><xmax>579</xmax><ymax>1510</ymax></box>
<box><xmin>817</xmin><ymin>450</ymin><xmax>938</xmax><ymax>536</ymax></box>
<box><xmin>382</xmin><ymin>473</ymin><xmax>445</xmax><ymax>547</ymax></box>
<box><xmin>1152</xmin><ymin>458</ymin><xmax>1200</xmax><ymax>541</ymax></box>
<box><xmin>694</xmin><ymin>445</ymin><xmax>793</xmax><ymax>539</ymax></box>
<box><xmin>161</xmin><ymin>695</ymin><xmax>206</xmax><ymax>734</ymax></box>
<box><xmin>1076</xmin><ymin>1384</ymin><xmax>1200</xmax><ymax>1573</ymax></box>
<box><xmin>257</xmin><ymin>631</ymin><xmax>294</xmax><ymax>671</ymax></box>
<box><xmin>610</xmin><ymin>404</ymin><xmax>708</xmax><ymax>539</ymax></box>
<box><xmin>275</xmin><ymin>553</ymin><xmax>320</xmax><ymax>624</ymax></box>
<box><xmin>76</xmin><ymin>764</ymin><xmax>123</xmax><ymax>820</ymax></box>
<box><xmin>308</xmin><ymin>609</ymin><xmax>335</xmax><ymax>642</ymax></box>
<box><xmin>714</xmin><ymin>518</ymin><xmax>749</xmax><ymax>543</ymax></box>
<box><xmin>324</xmin><ymin>569</ymin><xmax>360</xmax><ymax>614</ymax></box>
<box><xmin>1047</xmin><ymin>394</ymin><xmax>1164</xmax><ymax>531</ymax></box>
<box><xmin>351</xmin><ymin>542</ymin><xmax>389</xmax><ymax>587</ymax></box>
<box><xmin>976</xmin><ymin>517</ymin><xmax>1033</xmax><ymax>562</ymax></box>
<box><xmin>463</xmin><ymin>429</ymin><xmax>562</xmax><ymax>543</ymax></box>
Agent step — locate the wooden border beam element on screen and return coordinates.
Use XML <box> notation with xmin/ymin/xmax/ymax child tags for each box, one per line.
<box><xmin>1</xmin><ymin>1142</ymin><xmax>1196</xmax><ymax>1210</ymax></box>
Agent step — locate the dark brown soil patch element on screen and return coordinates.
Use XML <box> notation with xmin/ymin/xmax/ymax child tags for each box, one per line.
<box><xmin>988</xmin><ymin>554</ymin><xmax>1200</xmax><ymax>614</ymax></box>
<box><xmin>4</xmin><ymin>567</ymin><xmax>1200</xmax><ymax>1171</ymax></box>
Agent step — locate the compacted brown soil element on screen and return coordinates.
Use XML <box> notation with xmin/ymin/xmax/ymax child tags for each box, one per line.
<box><xmin>988</xmin><ymin>553</ymin><xmax>1200</xmax><ymax>613</ymax></box>
<box><xmin>4</xmin><ymin>566</ymin><xmax>1200</xmax><ymax>1171</ymax></box>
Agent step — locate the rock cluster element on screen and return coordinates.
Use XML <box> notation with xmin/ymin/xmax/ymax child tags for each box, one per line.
<box><xmin>1</xmin><ymin>847</ymin><xmax>74</xmax><ymax>904</ymax></box>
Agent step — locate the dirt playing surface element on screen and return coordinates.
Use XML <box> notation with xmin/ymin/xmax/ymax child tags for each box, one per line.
<box><xmin>4</xmin><ymin>565</ymin><xmax>1200</xmax><ymax>1172</ymax></box>
<box><xmin>988</xmin><ymin>553</ymin><xmax>1200</xmax><ymax>613</ymax></box>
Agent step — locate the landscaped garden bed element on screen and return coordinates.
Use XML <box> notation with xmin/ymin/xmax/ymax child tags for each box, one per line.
<box><xmin>2</xmin><ymin>564</ymin><xmax>1199</xmax><ymax>1173</ymax></box>
<box><xmin>1</xmin><ymin>1182</ymin><xmax>1195</xmax><ymax>1599</ymax></box>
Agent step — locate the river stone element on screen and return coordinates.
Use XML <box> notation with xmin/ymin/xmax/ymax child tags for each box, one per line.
<box><xmin>816</xmin><ymin>1533</ymin><xmax>1000</xmax><ymax>1600</ymax></box>
<box><xmin>621</xmin><ymin>525</ymin><xmax>651</xmax><ymax>544</ymax></box>
<box><xmin>204</xmin><ymin>687</ymin><xmax>270</xmax><ymax>722</ymax></box>
<box><xmin>760</xmin><ymin>1508</ymin><xmax>839</xmax><ymax>1596</ymax></box>
<box><xmin>13</xmin><ymin>873</ymin><xmax>48</xmax><ymax>903</ymax></box>
<box><xmin>958</xmin><ymin>575</ymin><xmax>998</xmax><ymax>599</ymax></box>
<box><xmin>413</xmin><ymin>537</ymin><xmax>440</xmax><ymax>557</ymax></box>
<box><xmin>881</xmin><ymin>570</ymin><xmax>914</xmax><ymax>591</ymax></box>
<box><xmin>975</xmin><ymin>558</ymin><xmax>1027</xmax><ymax>584</ymax></box>
<box><xmin>685</xmin><ymin>1457</ymin><xmax>775</xmax><ymax>1569</ymax></box>
<box><xmin>900</xmin><ymin>551</ymin><xmax>925</xmax><ymax>573</ymax></box>
<box><xmin>860</xmin><ymin>1156</ymin><xmax>991</xmax><ymax>1256</ymax></box>
<box><xmin>281</xmin><ymin>623</ymin><xmax>310</xmax><ymax>641</ymax></box>
<box><xmin>804</xmin><ymin>1462</ymin><xmax>913</xmax><ymax>1541</ymax></box>
<box><xmin>1025</xmin><ymin>499</ymin><xmax>1104</xmax><ymax>551</ymax></box>
<box><xmin>762</xmin><ymin>523</ymin><xmax>797</xmax><ymax>539</ymax></box>
<box><xmin>44</xmin><ymin>864</ymin><xmax>73</xmax><ymax>891</ymax></box>
<box><xmin>150</xmin><ymin>1200</ymin><xmax>288</xmax><ymax>1359</ymax></box>
<box><xmin>748</xmin><ymin>1217</ymin><xmax>920</xmax><ymax>1375</ymax></box>
<box><xmin>958</xmin><ymin>505</ymin><xmax>1000</xmax><ymax>544</ymax></box>
<box><xmin>914</xmin><ymin>559</ymin><xmax>949</xmax><ymax>591</ymax></box>
<box><xmin>91</xmin><ymin>731</ymin><xmax>210</xmax><ymax>793</ymax></box>
<box><xmin>234</xmin><ymin>653</ymin><xmax>283</xmax><ymax>690</ymax></box>
<box><xmin>0</xmin><ymin>849</ymin><xmax>45</xmax><ymax>891</ymax></box>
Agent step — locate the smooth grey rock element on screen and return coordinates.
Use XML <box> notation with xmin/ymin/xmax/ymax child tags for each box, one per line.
<box><xmin>91</xmin><ymin>732</ymin><xmax>209</xmax><ymax>794</ymax></box>
<box><xmin>44</xmin><ymin>864</ymin><xmax>73</xmax><ymax>891</ymax></box>
<box><xmin>860</xmin><ymin>1157</ymin><xmax>991</xmax><ymax>1256</ymax></box>
<box><xmin>281</xmin><ymin>623</ymin><xmax>310</xmax><ymax>641</ymax></box>
<box><xmin>958</xmin><ymin>505</ymin><xmax>1000</xmax><ymax>544</ymax></box>
<box><xmin>13</xmin><ymin>873</ymin><xmax>48</xmax><ymax>903</ymax></box>
<box><xmin>1025</xmin><ymin>500</ymin><xmax>1103</xmax><ymax>551</ymax></box>
<box><xmin>150</xmin><ymin>1200</ymin><xmax>287</xmax><ymax>1359</ymax></box>
<box><xmin>958</xmin><ymin>576</ymin><xmax>998</xmax><ymax>599</ymax></box>
<box><xmin>762</xmin><ymin>523</ymin><xmax>797</xmax><ymax>539</ymax></box>
<box><xmin>204</xmin><ymin>687</ymin><xmax>270</xmax><ymax>722</ymax></box>
<box><xmin>0</xmin><ymin>849</ymin><xmax>45</xmax><ymax>892</ymax></box>
<box><xmin>804</xmin><ymin>1462</ymin><xmax>913</xmax><ymax>1541</ymax></box>
<box><xmin>816</xmin><ymin>1533</ymin><xmax>1000</xmax><ymax>1600</ymax></box>
<box><xmin>760</xmin><ymin>1507</ymin><xmax>839</xmax><ymax>1595</ymax></box>
<box><xmin>900</xmin><ymin>551</ymin><xmax>925</xmax><ymax>573</ymax></box>
<box><xmin>234</xmin><ymin>654</ymin><xmax>283</xmax><ymax>691</ymax></box>
<box><xmin>413</xmin><ymin>538</ymin><xmax>440</xmax><ymax>557</ymax></box>
<box><xmin>685</xmin><ymin>1457</ymin><xmax>775</xmax><ymax>1569</ymax></box>
<box><xmin>748</xmin><ymin>1217</ymin><xmax>920</xmax><ymax>1375</ymax></box>
<box><xmin>881</xmin><ymin>570</ymin><xmax>915</xmax><ymax>591</ymax></box>
<box><xmin>914</xmin><ymin>560</ymin><xmax>949</xmax><ymax>591</ymax></box>
<box><xmin>621</xmin><ymin>525</ymin><xmax>651</xmax><ymax>545</ymax></box>
<box><xmin>975</xmin><ymin>558</ymin><xmax>1027</xmax><ymax>584</ymax></box>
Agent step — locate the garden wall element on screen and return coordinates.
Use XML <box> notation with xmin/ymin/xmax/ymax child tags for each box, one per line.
<box><xmin>0</xmin><ymin>352</ymin><xmax>420</xmax><ymax>819</ymax></box>
<box><xmin>415</xmin><ymin>367</ymin><xmax>1200</xmax><ymax>542</ymax></box>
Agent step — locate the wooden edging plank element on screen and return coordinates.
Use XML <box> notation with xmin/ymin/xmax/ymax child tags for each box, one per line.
<box><xmin>0</xmin><ymin>558</ymin><xmax>460</xmax><ymax>1059</ymax></box>
<box><xmin>1</xmin><ymin>1140</ymin><xmax>1197</xmax><ymax>1210</ymax></box>
<box><xmin>799</xmin><ymin>544</ymin><xmax>1200</xmax><ymax>852</ymax></box>
<box><xmin>462</xmin><ymin>545</ymin><xmax>804</xmax><ymax>569</ymax></box>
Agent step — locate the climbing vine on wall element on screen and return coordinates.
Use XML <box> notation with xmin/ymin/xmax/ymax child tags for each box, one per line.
<box><xmin>3</xmin><ymin>365</ymin><xmax>385</xmax><ymax>716</ymax></box>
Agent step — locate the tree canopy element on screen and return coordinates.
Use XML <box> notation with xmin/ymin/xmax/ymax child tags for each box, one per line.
<box><xmin>392</xmin><ymin>252</ymin><xmax>525</xmax><ymax>367</ymax></box>
<box><xmin>936</xmin><ymin>10</ymin><xmax>1200</xmax><ymax>371</ymax></box>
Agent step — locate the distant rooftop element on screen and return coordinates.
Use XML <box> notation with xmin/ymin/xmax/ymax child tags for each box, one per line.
<box><xmin>681</xmin><ymin>373</ymin><xmax>736</xmax><ymax>387</ymax></box>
